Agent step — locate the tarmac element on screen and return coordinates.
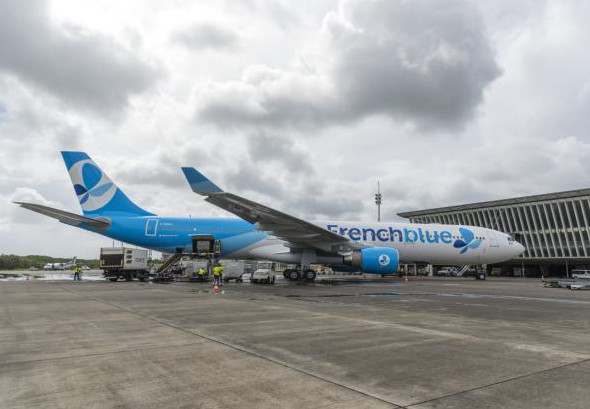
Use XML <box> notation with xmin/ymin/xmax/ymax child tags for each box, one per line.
<box><xmin>2</xmin><ymin>274</ymin><xmax>590</xmax><ymax>408</ymax></box>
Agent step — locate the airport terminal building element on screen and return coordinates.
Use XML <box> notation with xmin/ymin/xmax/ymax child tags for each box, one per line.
<box><xmin>398</xmin><ymin>188</ymin><xmax>590</xmax><ymax>277</ymax></box>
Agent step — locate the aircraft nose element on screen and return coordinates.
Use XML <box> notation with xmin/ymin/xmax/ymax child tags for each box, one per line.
<box><xmin>515</xmin><ymin>241</ymin><xmax>525</xmax><ymax>256</ymax></box>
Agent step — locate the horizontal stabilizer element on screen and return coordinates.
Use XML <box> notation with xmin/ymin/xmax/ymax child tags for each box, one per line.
<box><xmin>181</xmin><ymin>167</ymin><xmax>223</xmax><ymax>195</ymax></box>
<box><xmin>14</xmin><ymin>202</ymin><xmax>110</xmax><ymax>230</ymax></box>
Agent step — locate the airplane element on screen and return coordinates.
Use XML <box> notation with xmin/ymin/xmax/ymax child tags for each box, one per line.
<box><xmin>43</xmin><ymin>256</ymin><xmax>77</xmax><ymax>271</ymax></box>
<box><xmin>16</xmin><ymin>152</ymin><xmax>525</xmax><ymax>281</ymax></box>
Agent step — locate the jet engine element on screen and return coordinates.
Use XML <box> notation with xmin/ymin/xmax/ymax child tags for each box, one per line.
<box><xmin>343</xmin><ymin>247</ymin><xmax>399</xmax><ymax>274</ymax></box>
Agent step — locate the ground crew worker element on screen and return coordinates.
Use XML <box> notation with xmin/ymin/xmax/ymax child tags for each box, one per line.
<box><xmin>212</xmin><ymin>264</ymin><xmax>221</xmax><ymax>286</ymax></box>
<box><xmin>212</xmin><ymin>263</ymin><xmax>225</xmax><ymax>286</ymax></box>
<box><xmin>73</xmin><ymin>264</ymin><xmax>82</xmax><ymax>281</ymax></box>
<box><xmin>197</xmin><ymin>267</ymin><xmax>206</xmax><ymax>280</ymax></box>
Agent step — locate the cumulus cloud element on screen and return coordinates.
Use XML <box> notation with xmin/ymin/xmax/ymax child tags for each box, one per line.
<box><xmin>219</xmin><ymin>132</ymin><xmax>364</xmax><ymax>220</ymax></box>
<box><xmin>197</xmin><ymin>0</ymin><xmax>501</xmax><ymax>131</ymax></box>
<box><xmin>225</xmin><ymin>165</ymin><xmax>286</xmax><ymax>198</ymax></box>
<box><xmin>113</xmin><ymin>151</ymin><xmax>188</xmax><ymax>189</ymax></box>
<box><xmin>1</xmin><ymin>188</ymin><xmax>55</xmax><ymax>229</ymax></box>
<box><xmin>247</xmin><ymin>133</ymin><xmax>312</xmax><ymax>174</ymax></box>
<box><xmin>224</xmin><ymin>162</ymin><xmax>364</xmax><ymax>220</ymax></box>
<box><xmin>173</xmin><ymin>23</ymin><xmax>239</xmax><ymax>51</ymax></box>
<box><xmin>3</xmin><ymin>0</ymin><xmax>590</xmax><ymax>258</ymax></box>
<box><xmin>0</xmin><ymin>0</ymin><xmax>160</xmax><ymax>115</ymax></box>
<box><xmin>328</xmin><ymin>0</ymin><xmax>501</xmax><ymax>128</ymax></box>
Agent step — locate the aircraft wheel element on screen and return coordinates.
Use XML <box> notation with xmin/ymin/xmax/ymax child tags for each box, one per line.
<box><xmin>304</xmin><ymin>269</ymin><xmax>316</xmax><ymax>281</ymax></box>
<box><xmin>286</xmin><ymin>269</ymin><xmax>299</xmax><ymax>281</ymax></box>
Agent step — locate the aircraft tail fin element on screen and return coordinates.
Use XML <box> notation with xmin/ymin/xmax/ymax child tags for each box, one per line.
<box><xmin>61</xmin><ymin>151</ymin><xmax>154</xmax><ymax>217</ymax></box>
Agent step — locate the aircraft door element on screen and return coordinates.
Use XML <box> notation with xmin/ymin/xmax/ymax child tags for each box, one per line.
<box><xmin>145</xmin><ymin>219</ymin><xmax>159</xmax><ymax>237</ymax></box>
<box><xmin>490</xmin><ymin>233</ymin><xmax>500</xmax><ymax>247</ymax></box>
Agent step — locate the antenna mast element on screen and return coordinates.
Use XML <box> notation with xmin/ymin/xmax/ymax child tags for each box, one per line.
<box><xmin>375</xmin><ymin>180</ymin><xmax>382</xmax><ymax>222</ymax></box>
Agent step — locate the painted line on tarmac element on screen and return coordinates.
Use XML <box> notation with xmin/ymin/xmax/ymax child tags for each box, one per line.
<box><xmin>0</xmin><ymin>341</ymin><xmax>206</xmax><ymax>367</ymax></box>
<box><xmin>57</xmin><ymin>283</ymin><xmax>403</xmax><ymax>408</ymax></box>
<box><xmin>403</xmin><ymin>356</ymin><xmax>590</xmax><ymax>408</ymax></box>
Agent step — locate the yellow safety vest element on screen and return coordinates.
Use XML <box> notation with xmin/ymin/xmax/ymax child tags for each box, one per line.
<box><xmin>213</xmin><ymin>267</ymin><xmax>220</xmax><ymax>276</ymax></box>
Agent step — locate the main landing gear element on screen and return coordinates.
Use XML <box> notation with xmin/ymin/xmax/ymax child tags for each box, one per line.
<box><xmin>283</xmin><ymin>268</ymin><xmax>316</xmax><ymax>282</ymax></box>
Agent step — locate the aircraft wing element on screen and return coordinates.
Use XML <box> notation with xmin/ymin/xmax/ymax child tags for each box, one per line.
<box><xmin>181</xmin><ymin>167</ymin><xmax>356</xmax><ymax>254</ymax></box>
<box><xmin>14</xmin><ymin>202</ymin><xmax>110</xmax><ymax>230</ymax></box>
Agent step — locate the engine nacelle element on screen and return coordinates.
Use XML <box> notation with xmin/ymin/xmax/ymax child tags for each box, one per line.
<box><xmin>343</xmin><ymin>247</ymin><xmax>399</xmax><ymax>274</ymax></box>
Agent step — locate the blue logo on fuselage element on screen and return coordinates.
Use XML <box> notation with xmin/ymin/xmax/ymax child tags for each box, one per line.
<box><xmin>453</xmin><ymin>228</ymin><xmax>482</xmax><ymax>254</ymax></box>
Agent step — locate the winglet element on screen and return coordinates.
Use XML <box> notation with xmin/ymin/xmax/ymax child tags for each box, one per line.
<box><xmin>181</xmin><ymin>167</ymin><xmax>223</xmax><ymax>195</ymax></box>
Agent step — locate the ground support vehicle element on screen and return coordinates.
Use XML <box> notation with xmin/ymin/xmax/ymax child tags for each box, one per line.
<box><xmin>571</xmin><ymin>270</ymin><xmax>590</xmax><ymax>279</ymax></box>
<box><xmin>100</xmin><ymin>247</ymin><xmax>150</xmax><ymax>282</ymax></box>
<box><xmin>436</xmin><ymin>267</ymin><xmax>458</xmax><ymax>277</ymax></box>
<box><xmin>251</xmin><ymin>268</ymin><xmax>276</xmax><ymax>284</ymax></box>
<box><xmin>152</xmin><ymin>271</ymin><xmax>174</xmax><ymax>283</ymax></box>
<box><xmin>222</xmin><ymin>261</ymin><xmax>247</xmax><ymax>282</ymax></box>
<box><xmin>545</xmin><ymin>278</ymin><xmax>590</xmax><ymax>290</ymax></box>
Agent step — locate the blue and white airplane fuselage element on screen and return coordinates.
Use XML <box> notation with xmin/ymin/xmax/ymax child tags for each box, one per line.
<box><xmin>82</xmin><ymin>216</ymin><xmax>521</xmax><ymax>266</ymax></box>
<box><xmin>16</xmin><ymin>152</ymin><xmax>525</xmax><ymax>279</ymax></box>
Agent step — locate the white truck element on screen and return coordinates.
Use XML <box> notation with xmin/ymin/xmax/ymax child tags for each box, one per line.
<box><xmin>100</xmin><ymin>247</ymin><xmax>150</xmax><ymax>282</ymax></box>
<box><xmin>571</xmin><ymin>269</ymin><xmax>590</xmax><ymax>279</ymax></box>
<box><xmin>250</xmin><ymin>262</ymin><xmax>276</xmax><ymax>284</ymax></box>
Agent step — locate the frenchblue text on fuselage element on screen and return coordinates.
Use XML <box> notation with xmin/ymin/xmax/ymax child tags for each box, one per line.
<box><xmin>326</xmin><ymin>224</ymin><xmax>453</xmax><ymax>244</ymax></box>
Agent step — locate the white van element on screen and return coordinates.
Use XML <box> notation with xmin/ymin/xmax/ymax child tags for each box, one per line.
<box><xmin>571</xmin><ymin>269</ymin><xmax>590</xmax><ymax>279</ymax></box>
<box><xmin>436</xmin><ymin>267</ymin><xmax>458</xmax><ymax>277</ymax></box>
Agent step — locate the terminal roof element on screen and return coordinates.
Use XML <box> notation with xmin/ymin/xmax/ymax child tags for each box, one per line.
<box><xmin>397</xmin><ymin>187</ymin><xmax>590</xmax><ymax>218</ymax></box>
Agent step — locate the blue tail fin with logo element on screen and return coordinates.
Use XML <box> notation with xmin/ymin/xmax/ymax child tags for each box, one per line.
<box><xmin>61</xmin><ymin>151</ymin><xmax>154</xmax><ymax>217</ymax></box>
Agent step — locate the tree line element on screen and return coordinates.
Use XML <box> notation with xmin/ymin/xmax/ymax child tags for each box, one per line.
<box><xmin>0</xmin><ymin>254</ymin><xmax>100</xmax><ymax>270</ymax></box>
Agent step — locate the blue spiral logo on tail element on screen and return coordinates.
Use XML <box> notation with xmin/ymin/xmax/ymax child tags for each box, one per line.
<box><xmin>74</xmin><ymin>163</ymin><xmax>114</xmax><ymax>205</ymax></box>
<box><xmin>69</xmin><ymin>160</ymin><xmax>117</xmax><ymax>212</ymax></box>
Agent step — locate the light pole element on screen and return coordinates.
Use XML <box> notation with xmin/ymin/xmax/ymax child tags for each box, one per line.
<box><xmin>375</xmin><ymin>180</ymin><xmax>382</xmax><ymax>222</ymax></box>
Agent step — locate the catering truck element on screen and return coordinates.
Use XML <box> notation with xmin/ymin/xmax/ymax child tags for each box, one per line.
<box><xmin>100</xmin><ymin>247</ymin><xmax>150</xmax><ymax>282</ymax></box>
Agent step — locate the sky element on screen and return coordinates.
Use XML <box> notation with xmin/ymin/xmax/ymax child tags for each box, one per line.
<box><xmin>2</xmin><ymin>0</ymin><xmax>590</xmax><ymax>258</ymax></box>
